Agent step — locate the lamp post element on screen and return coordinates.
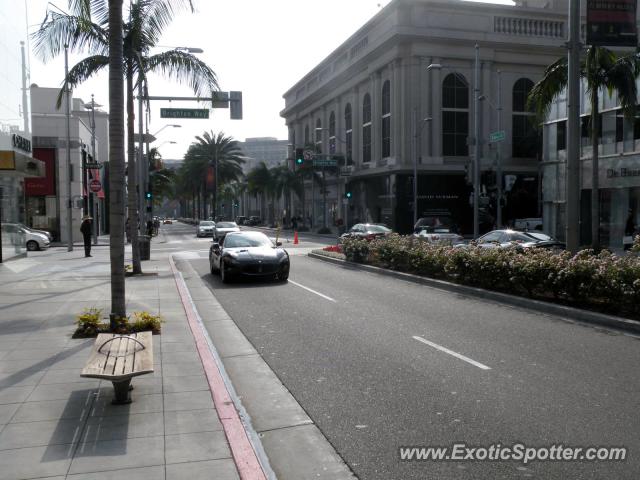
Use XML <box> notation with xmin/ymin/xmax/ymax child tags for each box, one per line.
<box><xmin>64</xmin><ymin>44</ymin><xmax>73</xmax><ymax>251</ymax></box>
<box><xmin>83</xmin><ymin>95</ymin><xmax>103</xmax><ymax>244</ymax></box>
<box><xmin>427</xmin><ymin>44</ymin><xmax>481</xmax><ymax>238</ymax></box>
<box><xmin>315</xmin><ymin>127</ymin><xmax>348</xmax><ymax>231</ymax></box>
<box><xmin>412</xmin><ymin>111</ymin><xmax>432</xmax><ymax>226</ymax></box>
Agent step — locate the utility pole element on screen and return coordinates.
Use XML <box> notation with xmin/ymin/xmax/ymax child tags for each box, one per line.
<box><xmin>566</xmin><ymin>0</ymin><xmax>581</xmax><ymax>252</ymax></box>
<box><xmin>496</xmin><ymin>71</ymin><xmax>503</xmax><ymax>228</ymax></box>
<box><xmin>473</xmin><ymin>44</ymin><xmax>481</xmax><ymax>239</ymax></box>
<box><xmin>89</xmin><ymin>95</ymin><xmax>98</xmax><ymax>244</ymax></box>
<box><xmin>64</xmin><ymin>45</ymin><xmax>73</xmax><ymax>252</ymax></box>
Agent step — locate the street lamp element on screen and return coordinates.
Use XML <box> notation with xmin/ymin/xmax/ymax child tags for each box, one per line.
<box><xmin>412</xmin><ymin>113</ymin><xmax>432</xmax><ymax>226</ymax></box>
<box><xmin>315</xmin><ymin>127</ymin><xmax>348</xmax><ymax>230</ymax></box>
<box><xmin>152</xmin><ymin>124</ymin><xmax>181</xmax><ymax>139</ymax></box>
<box><xmin>83</xmin><ymin>95</ymin><xmax>103</xmax><ymax>244</ymax></box>
<box><xmin>427</xmin><ymin>44</ymin><xmax>481</xmax><ymax>238</ymax></box>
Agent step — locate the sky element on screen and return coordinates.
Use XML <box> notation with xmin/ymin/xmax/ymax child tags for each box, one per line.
<box><xmin>26</xmin><ymin>0</ymin><xmax>513</xmax><ymax>161</ymax></box>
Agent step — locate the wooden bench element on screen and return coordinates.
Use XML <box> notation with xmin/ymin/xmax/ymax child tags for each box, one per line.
<box><xmin>81</xmin><ymin>332</ymin><xmax>154</xmax><ymax>404</ymax></box>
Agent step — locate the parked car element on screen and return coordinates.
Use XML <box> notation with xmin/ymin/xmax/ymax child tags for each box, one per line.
<box><xmin>18</xmin><ymin>224</ymin><xmax>53</xmax><ymax>242</ymax></box>
<box><xmin>209</xmin><ymin>231</ymin><xmax>289</xmax><ymax>283</ymax></box>
<box><xmin>1</xmin><ymin>223</ymin><xmax>50</xmax><ymax>251</ymax></box>
<box><xmin>456</xmin><ymin>229</ymin><xmax>565</xmax><ymax>251</ymax></box>
<box><xmin>339</xmin><ymin>223</ymin><xmax>392</xmax><ymax>243</ymax></box>
<box><xmin>247</xmin><ymin>216</ymin><xmax>261</xmax><ymax>226</ymax></box>
<box><xmin>414</xmin><ymin>214</ymin><xmax>458</xmax><ymax>233</ymax></box>
<box><xmin>413</xmin><ymin>225</ymin><xmax>463</xmax><ymax>245</ymax></box>
<box><xmin>235</xmin><ymin>216</ymin><xmax>247</xmax><ymax>225</ymax></box>
<box><xmin>196</xmin><ymin>220</ymin><xmax>215</xmax><ymax>237</ymax></box>
<box><xmin>213</xmin><ymin>221</ymin><xmax>240</xmax><ymax>241</ymax></box>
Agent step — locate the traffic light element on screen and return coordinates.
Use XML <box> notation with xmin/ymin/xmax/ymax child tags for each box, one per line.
<box><xmin>145</xmin><ymin>191</ymin><xmax>152</xmax><ymax>200</ymax></box>
<box><xmin>345</xmin><ymin>190</ymin><xmax>352</xmax><ymax>199</ymax></box>
<box><xmin>295</xmin><ymin>148</ymin><xmax>304</xmax><ymax>166</ymax></box>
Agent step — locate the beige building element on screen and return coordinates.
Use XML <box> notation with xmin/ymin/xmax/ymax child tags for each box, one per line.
<box><xmin>281</xmin><ymin>0</ymin><xmax>567</xmax><ymax>233</ymax></box>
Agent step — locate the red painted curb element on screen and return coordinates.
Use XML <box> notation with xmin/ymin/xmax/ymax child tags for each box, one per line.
<box><xmin>170</xmin><ymin>257</ymin><xmax>267</xmax><ymax>480</ymax></box>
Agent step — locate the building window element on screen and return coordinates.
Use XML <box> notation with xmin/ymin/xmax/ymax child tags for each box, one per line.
<box><xmin>329</xmin><ymin>111</ymin><xmax>336</xmax><ymax>154</ymax></box>
<box><xmin>381</xmin><ymin>80</ymin><xmax>391</xmax><ymax>158</ymax></box>
<box><xmin>315</xmin><ymin>119</ymin><xmax>322</xmax><ymax>153</ymax></box>
<box><xmin>362</xmin><ymin>93</ymin><xmax>372</xmax><ymax>163</ymax></box>
<box><xmin>512</xmin><ymin>78</ymin><xmax>537</xmax><ymax>158</ymax></box>
<box><xmin>345</xmin><ymin>103</ymin><xmax>353</xmax><ymax>165</ymax></box>
<box><xmin>557</xmin><ymin>120</ymin><xmax>566</xmax><ymax>151</ymax></box>
<box><xmin>442</xmin><ymin>74</ymin><xmax>468</xmax><ymax>156</ymax></box>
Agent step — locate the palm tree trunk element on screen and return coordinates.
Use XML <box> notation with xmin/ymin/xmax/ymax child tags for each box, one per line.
<box><xmin>591</xmin><ymin>90</ymin><xmax>600</xmax><ymax>251</ymax></box>
<box><xmin>126</xmin><ymin>63</ymin><xmax>142</xmax><ymax>273</ymax></box>
<box><xmin>108</xmin><ymin>0</ymin><xmax>126</xmax><ymax>328</ymax></box>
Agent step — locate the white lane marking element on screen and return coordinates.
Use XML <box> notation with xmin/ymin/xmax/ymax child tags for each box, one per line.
<box><xmin>412</xmin><ymin>336</ymin><xmax>491</xmax><ymax>370</ymax></box>
<box><xmin>289</xmin><ymin>280</ymin><xmax>337</xmax><ymax>303</ymax></box>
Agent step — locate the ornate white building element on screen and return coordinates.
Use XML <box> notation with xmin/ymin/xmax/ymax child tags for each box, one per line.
<box><xmin>281</xmin><ymin>0</ymin><xmax>568</xmax><ymax>233</ymax></box>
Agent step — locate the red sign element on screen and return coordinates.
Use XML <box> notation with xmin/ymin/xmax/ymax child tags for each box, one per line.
<box><xmin>587</xmin><ymin>0</ymin><xmax>637</xmax><ymax>46</ymax></box>
<box><xmin>89</xmin><ymin>179</ymin><xmax>102</xmax><ymax>193</ymax></box>
<box><xmin>25</xmin><ymin>148</ymin><xmax>56</xmax><ymax>196</ymax></box>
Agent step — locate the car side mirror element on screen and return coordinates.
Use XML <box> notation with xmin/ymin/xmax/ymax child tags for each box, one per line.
<box><xmin>212</xmin><ymin>243</ymin><xmax>220</xmax><ymax>251</ymax></box>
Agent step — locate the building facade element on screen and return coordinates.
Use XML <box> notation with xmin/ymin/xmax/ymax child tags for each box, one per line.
<box><xmin>542</xmin><ymin>74</ymin><xmax>640</xmax><ymax>251</ymax></box>
<box><xmin>30</xmin><ymin>86</ymin><xmax>108</xmax><ymax>243</ymax></box>
<box><xmin>281</xmin><ymin>0</ymin><xmax>567</xmax><ymax>233</ymax></box>
<box><xmin>0</xmin><ymin>1</ymin><xmax>44</xmax><ymax>261</ymax></box>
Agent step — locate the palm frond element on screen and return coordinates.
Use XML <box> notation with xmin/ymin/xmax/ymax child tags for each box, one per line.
<box><xmin>526</xmin><ymin>56</ymin><xmax>568</xmax><ymax>122</ymax></box>
<box><xmin>145</xmin><ymin>50</ymin><xmax>218</xmax><ymax>97</ymax></box>
<box><xmin>55</xmin><ymin>55</ymin><xmax>109</xmax><ymax>108</ymax></box>
<box><xmin>138</xmin><ymin>0</ymin><xmax>194</xmax><ymax>43</ymax></box>
<box><xmin>32</xmin><ymin>10</ymin><xmax>108</xmax><ymax>61</ymax></box>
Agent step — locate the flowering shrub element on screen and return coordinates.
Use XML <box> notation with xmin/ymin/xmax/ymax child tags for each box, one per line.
<box><xmin>323</xmin><ymin>245</ymin><xmax>343</xmax><ymax>253</ymax></box>
<box><xmin>340</xmin><ymin>235</ymin><xmax>640</xmax><ymax>317</ymax></box>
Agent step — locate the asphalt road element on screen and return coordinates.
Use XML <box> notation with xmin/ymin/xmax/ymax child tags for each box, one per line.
<box><xmin>164</xmin><ymin>222</ymin><xmax>640</xmax><ymax>479</ymax></box>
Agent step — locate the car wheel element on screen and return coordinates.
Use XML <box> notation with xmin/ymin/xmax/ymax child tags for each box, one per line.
<box><xmin>26</xmin><ymin>240</ymin><xmax>39</xmax><ymax>251</ymax></box>
<box><xmin>220</xmin><ymin>261</ymin><xmax>230</xmax><ymax>283</ymax></box>
<box><xmin>276</xmin><ymin>266</ymin><xmax>289</xmax><ymax>282</ymax></box>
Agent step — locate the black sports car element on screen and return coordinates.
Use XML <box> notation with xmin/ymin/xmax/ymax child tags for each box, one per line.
<box><xmin>209</xmin><ymin>231</ymin><xmax>290</xmax><ymax>283</ymax></box>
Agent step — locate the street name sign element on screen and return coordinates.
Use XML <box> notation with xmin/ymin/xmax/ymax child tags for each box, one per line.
<box><xmin>313</xmin><ymin>155</ymin><xmax>337</xmax><ymax>168</ymax></box>
<box><xmin>160</xmin><ymin>108</ymin><xmax>209</xmax><ymax>119</ymax></box>
<box><xmin>340</xmin><ymin>166</ymin><xmax>353</xmax><ymax>176</ymax></box>
<box><xmin>489</xmin><ymin>130</ymin><xmax>505</xmax><ymax>143</ymax></box>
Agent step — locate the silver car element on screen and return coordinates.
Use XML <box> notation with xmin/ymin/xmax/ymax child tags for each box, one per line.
<box><xmin>413</xmin><ymin>225</ymin><xmax>463</xmax><ymax>245</ymax></box>
<box><xmin>196</xmin><ymin>220</ymin><xmax>215</xmax><ymax>237</ymax></box>
<box><xmin>2</xmin><ymin>223</ymin><xmax>50</xmax><ymax>251</ymax></box>
<box><xmin>213</xmin><ymin>221</ymin><xmax>240</xmax><ymax>241</ymax></box>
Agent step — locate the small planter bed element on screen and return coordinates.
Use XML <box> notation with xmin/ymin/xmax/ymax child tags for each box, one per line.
<box><xmin>74</xmin><ymin>308</ymin><xmax>163</xmax><ymax>338</ymax></box>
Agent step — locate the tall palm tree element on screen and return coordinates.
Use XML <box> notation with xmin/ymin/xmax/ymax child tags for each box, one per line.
<box><xmin>527</xmin><ymin>46</ymin><xmax>639</xmax><ymax>250</ymax></box>
<box><xmin>147</xmin><ymin>147</ymin><xmax>175</xmax><ymax>201</ymax></box>
<box><xmin>247</xmin><ymin>162</ymin><xmax>274</xmax><ymax>222</ymax></box>
<box><xmin>272</xmin><ymin>165</ymin><xmax>303</xmax><ymax>225</ymax></box>
<box><xmin>181</xmin><ymin>131</ymin><xmax>245</xmax><ymax>218</ymax></box>
<box><xmin>107</xmin><ymin>0</ymin><xmax>126</xmax><ymax>329</ymax></box>
<box><xmin>33</xmin><ymin>0</ymin><xmax>218</xmax><ymax>272</ymax></box>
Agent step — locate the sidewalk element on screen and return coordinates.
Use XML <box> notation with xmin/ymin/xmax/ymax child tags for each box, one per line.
<box><xmin>0</xmin><ymin>238</ymin><xmax>254</xmax><ymax>479</ymax></box>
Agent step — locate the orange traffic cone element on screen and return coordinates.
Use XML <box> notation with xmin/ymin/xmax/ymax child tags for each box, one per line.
<box><xmin>293</xmin><ymin>231</ymin><xmax>299</xmax><ymax>245</ymax></box>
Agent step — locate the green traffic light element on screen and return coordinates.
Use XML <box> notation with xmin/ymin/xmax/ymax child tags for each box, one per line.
<box><xmin>296</xmin><ymin>158</ymin><xmax>303</xmax><ymax>165</ymax></box>
<box><xmin>346</xmin><ymin>192</ymin><xmax>352</xmax><ymax>198</ymax></box>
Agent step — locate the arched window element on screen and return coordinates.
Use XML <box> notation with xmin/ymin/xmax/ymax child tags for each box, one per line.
<box><xmin>442</xmin><ymin>73</ymin><xmax>469</xmax><ymax>156</ymax></box>
<box><xmin>329</xmin><ymin>111</ymin><xmax>336</xmax><ymax>154</ymax></box>
<box><xmin>362</xmin><ymin>93</ymin><xmax>372</xmax><ymax>163</ymax></box>
<box><xmin>345</xmin><ymin>103</ymin><xmax>353</xmax><ymax>165</ymax></box>
<box><xmin>381</xmin><ymin>80</ymin><xmax>391</xmax><ymax>157</ymax></box>
<box><xmin>315</xmin><ymin>119</ymin><xmax>322</xmax><ymax>153</ymax></box>
<box><xmin>512</xmin><ymin>78</ymin><xmax>536</xmax><ymax>158</ymax></box>
<box><xmin>304</xmin><ymin>125</ymin><xmax>309</xmax><ymax>146</ymax></box>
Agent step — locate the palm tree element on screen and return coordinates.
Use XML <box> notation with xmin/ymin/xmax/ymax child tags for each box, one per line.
<box><xmin>107</xmin><ymin>0</ymin><xmax>126</xmax><ymax>329</ymax></box>
<box><xmin>33</xmin><ymin>0</ymin><xmax>218</xmax><ymax>273</ymax></box>
<box><xmin>180</xmin><ymin>131</ymin><xmax>245</xmax><ymax>218</ymax></box>
<box><xmin>147</xmin><ymin>147</ymin><xmax>175</xmax><ymax>202</ymax></box>
<box><xmin>272</xmin><ymin>165</ymin><xmax>303</xmax><ymax>226</ymax></box>
<box><xmin>247</xmin><ymin>162</ymin><xmax>274</xmax><ymax>222</ymax></box>
<box><xmin>527</xmin><ymin>46</ymin><xmax>639</xmax><ymax>250</ymax></box>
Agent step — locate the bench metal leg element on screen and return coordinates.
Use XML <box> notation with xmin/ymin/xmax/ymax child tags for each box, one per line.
<box><xmin>111</xmin><ymin>379</ymin><xmax>133</xmax><ymax>405</ymax></box>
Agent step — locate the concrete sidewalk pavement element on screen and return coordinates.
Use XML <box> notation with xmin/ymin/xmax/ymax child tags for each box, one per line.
<box><xmin>0</xmin><ymin>239</ymin><xmax>261</xmax><ymax>479</ymax></box>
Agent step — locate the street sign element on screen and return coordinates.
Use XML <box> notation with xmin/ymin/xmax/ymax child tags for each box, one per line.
<box><xmin>489</xmin><ymin>130</ymin><xmax>505</xmax><ymax>143</ymax></box>
<box><xmin>313</xmin><ymin>156</ymin><xmax>337</xmax><ymax>168</ymax></box>
<box><xmin>89</xmin><ymin>179</ymin><xmax>102</xmax><ymax>193</ymax></box>
<box><xmin>160</xmin><ymin>108</ymin><xmax>209</xmax><ymax>119</ymax></box>
<box><xmin>84</xmin><ymin>162</ymin><xmax>102</xmax><ymax>169</ymax></box>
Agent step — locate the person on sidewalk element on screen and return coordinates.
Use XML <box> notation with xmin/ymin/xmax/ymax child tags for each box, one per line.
<box><xmin>81</xmin><ymin>215</ymin><xmax>93</xmax><ymax>257</ymax></box>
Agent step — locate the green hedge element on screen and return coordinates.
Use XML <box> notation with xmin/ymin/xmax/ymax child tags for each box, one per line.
<box><xmin>341</xmin><ymin>234</ymin><xmax>640</xmax><ymax>317</ymax></box>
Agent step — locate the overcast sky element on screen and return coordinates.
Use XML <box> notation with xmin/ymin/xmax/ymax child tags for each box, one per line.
<box><xmin>26</xmin><ymin>0</ymin><xmax>513</xmax><ymax>161</ymax></box>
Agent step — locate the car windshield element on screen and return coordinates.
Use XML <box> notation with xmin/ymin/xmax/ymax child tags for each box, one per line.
<box><xmin>216</xmin><ymin>222</ymin><xmax>237</xmax><ymax>228</ymax></box>
<box><xmin>525</xmin><ymin>232</ymin><xmax>552</xmax><ymax>241</ymax></box>
<box><xmin>416</xmin><ymin>226</ymin><xmax>452</xmax><ymax>234</ymax></box>
<box><xmin>224</xmin><ymin>233</ymin><xmax>272</xmax><ymax>248</ymax></box>
<box><xmin>415</xmin><ymin>216</ymin><xmax>453</xmax><ymax>229</ymax></box>
<box><xmin>365</xmin><ymin>225</ymin><xmax>391</xmax><ymax>233</ymax></box>
<box><xmin>199</xmin><ymin>221</ymin><xmax>214</xmax><ymax>227</ymax></box>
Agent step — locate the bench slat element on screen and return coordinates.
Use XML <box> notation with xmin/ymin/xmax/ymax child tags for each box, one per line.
<box><xmin>81</xmin><ymin>332</ymin><xmax>154</xmax><ymax>382</ymax></box>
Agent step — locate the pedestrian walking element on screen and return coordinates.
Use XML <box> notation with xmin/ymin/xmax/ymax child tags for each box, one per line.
<box><xmin>81</xmin><ymin>215</ymin><xmax>92</xmax><ymax>257</ymax></box>
<box><xmin>292</xmin><ymin>216</ymin><xmax>298</xmax><ymax>231</ymax></box>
